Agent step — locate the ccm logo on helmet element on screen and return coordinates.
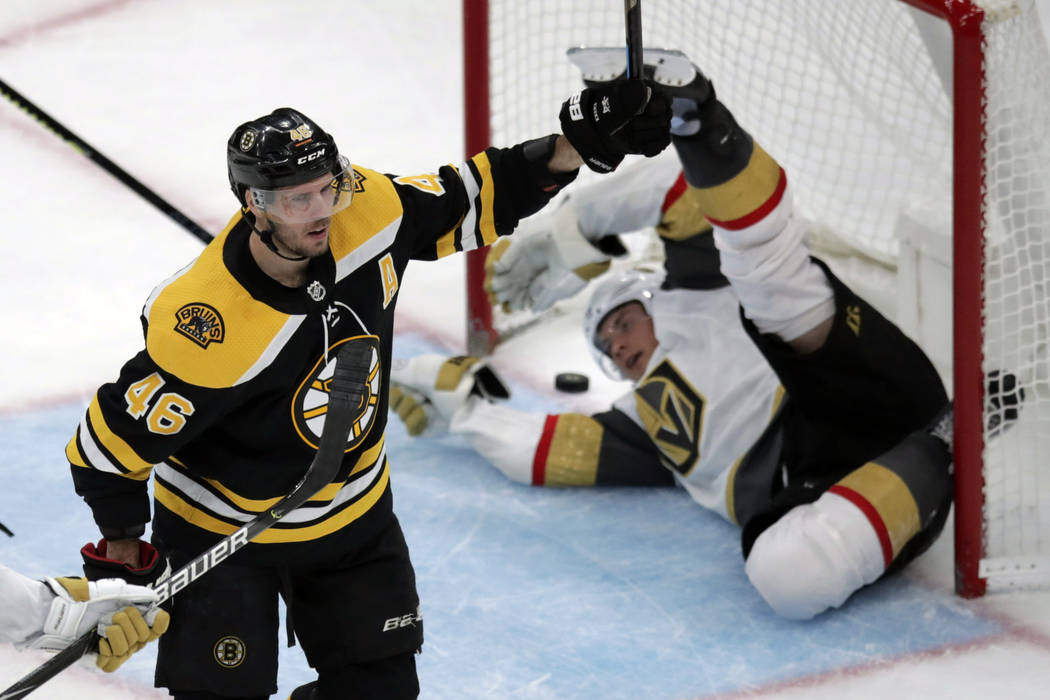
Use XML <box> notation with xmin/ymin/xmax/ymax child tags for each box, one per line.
<box><xmin>297</xmin><ymin>148</ymin><xmax>326</xmax><ymax>165</ymax></box>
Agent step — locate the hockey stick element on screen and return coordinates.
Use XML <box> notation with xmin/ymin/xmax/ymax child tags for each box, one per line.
<box><xmin>0</xmin><ymin>521</ymin><xmax>12</xmax><ymax>537</ymax></box>
<box><xmin>0</xmin><ymin>339</ymin><xmax>373</xmax><ymax>700</ymax></box>
<box><xmin>623</xmin><ymin>0</ymin><xmax>644</xmax><ymax>80</ymax></box>
<box><xmin>0</xmin><ymin>78</ymin><xmax>214</xmax><ymax>244</ymax></box>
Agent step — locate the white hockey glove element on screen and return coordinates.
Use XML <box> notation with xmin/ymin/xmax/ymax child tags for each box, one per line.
<box><xmin>485</xmin><ymin>199</ymin><xmax>623</xmax><ymax>314</ymax></box>
<box><xmin>389</xmin><ymin>355</ymin><xmax>510</xmax><ymax>437</ymax></box>
<box><xmin>21</xmin><ymin>576</ymin><xmax>170</xmax><ymax>672</ymax></box>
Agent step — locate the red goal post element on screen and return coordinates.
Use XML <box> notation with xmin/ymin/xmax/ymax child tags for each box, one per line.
<box><xmin>462</xmin><ymin>0</ymin><xmax>1050</xmax><ymax>598</ymax></box>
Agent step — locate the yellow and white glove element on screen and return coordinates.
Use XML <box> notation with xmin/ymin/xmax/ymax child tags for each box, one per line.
<box><xmin>389</xmin><ymin>355</ymin><xmax>509</xmax><ymax>437</ymax></box>
<box><xmin>485</xmin><ymin>199</ymin><xmax>618</xmax><ymax>314</ymax></box>
<box><xmin>21</xmin><ymin>576</ymin><xmax>170</xmax><ymax>672</ymax></box>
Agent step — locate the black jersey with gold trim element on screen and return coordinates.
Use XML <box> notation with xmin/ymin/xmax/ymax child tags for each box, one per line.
<box><xmin>68</xmin><ymin>143</ymin><xmax>573</xmax><ymax>563</ymax></box>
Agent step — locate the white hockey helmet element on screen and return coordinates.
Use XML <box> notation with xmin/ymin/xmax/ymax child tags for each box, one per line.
<box><xmin>583</xmin><ymin>266</ymin><xmax>665</xmax><ymax>379</ymax></box>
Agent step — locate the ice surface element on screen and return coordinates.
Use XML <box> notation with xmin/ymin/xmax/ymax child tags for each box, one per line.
<box><xmin>3</xmin><ymin>1</ymin><xmax>1050</xmax><ymax>699</ymax></box>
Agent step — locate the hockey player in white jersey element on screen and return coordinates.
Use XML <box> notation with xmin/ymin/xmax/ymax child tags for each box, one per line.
<box><xmin>389</xmin><ymin>50</ymin><xmax>954</xmax><ymax>620</ymax></box>
<box><xmin>0</xmin><ymin>563</ymin><xmax>169</xmax><ymax>671</ymax></box>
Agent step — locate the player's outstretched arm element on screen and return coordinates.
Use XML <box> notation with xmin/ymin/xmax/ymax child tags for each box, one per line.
<box><xmin>389</xmin><ymin>355</ymin><xmax>675</xmax><ymax>489</ymax></box>
<box><xmin>486</xmin><ymin>199</ymin><xmax>626</xmax><ymax>314</ymax></box>
<box><xmin>487</xmin><ymin>149</ymin><xmax>683</xmax><ymax>315</ymax></box>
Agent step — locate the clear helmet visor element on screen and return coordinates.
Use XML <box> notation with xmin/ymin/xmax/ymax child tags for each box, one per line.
<box><xmin>249</xmin><ymin>155</ymin><xmax>354</xmax><ymax>224</ymax></box>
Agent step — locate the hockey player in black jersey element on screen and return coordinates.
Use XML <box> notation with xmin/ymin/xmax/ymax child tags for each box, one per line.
<box><xmin>64</xmin><ymin>87</ymin><xmax>671</xmax><ymax>699</ymax></box>
<box><xmin>389</xmin><ymin>50</ymin><xmax>958</xmax><ymax>622</ymax></box>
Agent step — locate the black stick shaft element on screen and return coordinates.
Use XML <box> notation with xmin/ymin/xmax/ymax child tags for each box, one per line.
<box><xmin>0</xmin><ymin>78</ymin><xmax>213</xmax><ymax>244</ymax></box>
<box><xmin>0</xmin><ymin>521</ymin><xmax>12</xmax><ymax>537</ymax></box>
<box><xmin>624</xmin><ymin>0</ymin><xmax>644</xmax><ymax>80</ymax></box>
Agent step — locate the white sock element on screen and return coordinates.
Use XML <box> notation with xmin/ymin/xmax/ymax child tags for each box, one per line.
<box><xmin>714</xmin><ymin>190</ymin><xmax>835</xmax><ymax>342</ymax></box>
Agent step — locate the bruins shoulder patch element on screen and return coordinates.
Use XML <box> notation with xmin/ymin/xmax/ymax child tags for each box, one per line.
<box><xmin>174</xmin><ymin>302</ymin><xmax>225</xmax><ymax>348</ymax></box>
<box><xmin>633</xmin><ymin>358</ymin><xmax>706</xmax><ymax>476</ymax></box>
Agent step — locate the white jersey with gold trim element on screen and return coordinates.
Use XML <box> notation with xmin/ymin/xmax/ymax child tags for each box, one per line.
<box><xmin>610</xmin><ymin>284</ymin><xmax>782</xmax><ymax>521</ymax></box>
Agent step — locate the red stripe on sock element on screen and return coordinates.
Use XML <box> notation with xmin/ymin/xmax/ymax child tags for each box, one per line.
<box><xmin>661</xmin><ymin>172</ymin><xmax>688</xmax><ymax>213</ymax></box>
<box><xmin>531</xmin><ymin>415</ymin><xmax>559</xmax><ymax>485</ymax></box>
<box><xmin>706</xmin><ymin>167</ymin><xmax>788</xmax><ymax>231</ymax></box>
<box><xmin>828</xmin><ymin>484</ymin><xmax>893</xmax><ymax>569</ymax></box>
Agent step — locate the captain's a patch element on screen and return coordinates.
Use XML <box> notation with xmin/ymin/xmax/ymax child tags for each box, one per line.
<box><xmin>174</xmin><ymin>303</ymin><xmax>226</xmax><ymax>348</ymax></box>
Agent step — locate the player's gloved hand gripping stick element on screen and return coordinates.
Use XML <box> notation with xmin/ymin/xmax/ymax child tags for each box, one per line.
<box><xmin>1</xmin><ymin>339</ymin><xmax>374</xmax><ymax>700</ymax></box>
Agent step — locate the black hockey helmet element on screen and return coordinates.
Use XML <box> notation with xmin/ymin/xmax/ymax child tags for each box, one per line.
<box><xmin>226</xmin><ymin>107</ymin><xmax>344</xmax><ymax>204</ymax></box>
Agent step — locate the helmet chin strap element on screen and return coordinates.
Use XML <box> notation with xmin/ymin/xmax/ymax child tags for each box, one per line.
<box><xmin>243</xmin><ymin>208</ymin><xmax>308</xmax><ymax>262</ymax></box>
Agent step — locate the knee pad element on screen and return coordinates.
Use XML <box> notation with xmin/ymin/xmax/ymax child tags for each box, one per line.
<box><xmin>744</xmin><ymin>490</ymin><xmax>885</xmax><ymax>619</ymax></box>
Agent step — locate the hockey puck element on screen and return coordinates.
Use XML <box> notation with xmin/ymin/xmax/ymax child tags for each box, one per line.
<box><xmin>555</xmin><ymin>372</ymin><xmax>589</xmax><ymax>393</ymax></box>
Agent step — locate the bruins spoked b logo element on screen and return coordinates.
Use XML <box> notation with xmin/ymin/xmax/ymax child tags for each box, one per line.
<box><xmin>292</xmin><ymin>335</ymin><xmax>381</xmax><ymax>450</ymax></box>
<box><xmin>213</xmin><ymin>635</ymin><xmax>246</xmax><ymax>669</ymax></box>
<box><xmin>238</xmin><ymin>128</ymin><xmax>257</xmax><ymax>152</ymax></box>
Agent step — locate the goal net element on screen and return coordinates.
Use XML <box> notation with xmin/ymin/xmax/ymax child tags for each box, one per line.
<box><xmin>463</xmin><ymin>0</ymin><xmax>1050</xmax><ymax>596</ymax></box>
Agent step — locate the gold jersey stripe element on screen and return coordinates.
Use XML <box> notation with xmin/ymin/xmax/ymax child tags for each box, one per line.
<box><xmin>724</xmin><ymin>454</ymin><xmax>745</xmax><ymax>527</ymax></box>
<box><xmin>435</xmin><ymin>215</ymin><xmax>465</xmax><ymax>259</ymax></box>
<box><xmin>66</xmin><ymin>434</ymin><xmax>87</xmax><ymax>468</ymax></box>
<box><xmin>193</xmin><ymin>436</ymin><xmax>386</xmax><ymax>512</ymax></box>
<box><xmin>687</xmin><ymin>144</ymin><xmax>782</xmax><ymax>225</ymax></box>
<box><xmin>472</xmin><ymin>152</ymin><xmax>498</xmax><ymax>247</ymax></box>
<box><xmin>87</xmin><ymin>398</ymin><xmax>152</xmax><ymax>473</ymax></box>
<box><xmin>154</xmin><ymin>461</ymin><xmax>389</xmax><ymax>543</ymax></box>
<box><xmin>658</xmin><ymin>180</ymin><xmax>712</xmax><ymax>242</ymax></box>
<box><xmin>835</xmin><ymin>462</ymin><xmax>921</xmax><ymax>560</ymax></box>
<box><xmin>543</xmin><ymin>413</ymin><xmax>602</xmax><ymax>486</ymax></box>
<box><xmin>433</xmin><ymin>164</ymin><xmax>464</xmax><ymax>259</ymax></box>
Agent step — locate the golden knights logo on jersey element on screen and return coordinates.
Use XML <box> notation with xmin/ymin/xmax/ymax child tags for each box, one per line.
<box><xmin>634</xmin><ymin>358</ymin><xmax>706</xmax><ymax>476</ymax></box>
<box><xmin>174</xmin><ymin>302</ymin><xmax>226</xmax><ymax>348</ymax></box>
<box><xmin>291</xmin><ymin>335</ymin><xmax>382</xmax><ymax>451</ymax></box>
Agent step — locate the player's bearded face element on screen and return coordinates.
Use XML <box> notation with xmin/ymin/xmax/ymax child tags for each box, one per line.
<box><xmin>266</xmin><ymin>216</ymin><xmax>332</xmax><ymax>259</ymax></box>
<box><xmin>596</xmin><ymin>301</ymin><xmax>658</xmax><ymax>381</ymax></box>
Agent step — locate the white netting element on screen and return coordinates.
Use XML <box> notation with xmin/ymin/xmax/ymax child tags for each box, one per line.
<box><xmin>488</xmin><ymin>0</ymin><xmax>952</xmax><ymax>265</ymax></box>
<box><xmin>481</xmin><ymin>0</ymin><xmax>1050</xmax><ymax>590</ymax></box>
<box><xmin>977</xmin><ymin>2</ymin><xmax>1050</xmax><ymax>589</ymax></box>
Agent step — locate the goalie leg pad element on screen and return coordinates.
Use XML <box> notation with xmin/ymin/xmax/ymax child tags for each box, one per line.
<box><xmin>744</xmin><ymin>489</ymin><xmax>885</xmax><ymax>620</ymax></box>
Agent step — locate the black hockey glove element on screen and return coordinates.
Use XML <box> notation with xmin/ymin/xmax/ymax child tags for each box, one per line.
<box><xmin>81</xmin><ymin>539</ymin><xmax>171</xmax><ymax>587</ymax></box>
<box><xmin>559</xmin><ymin>80</ymin><xmax>671</xmax><ymax>173</ymax></box>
